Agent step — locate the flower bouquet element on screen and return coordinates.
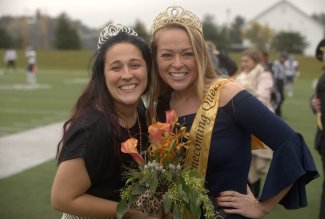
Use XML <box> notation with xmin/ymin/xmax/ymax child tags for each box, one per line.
<box><xmin>117</xmin><ymin>110</ymin><xmax>216</xmax><ymax>219</ymax></box>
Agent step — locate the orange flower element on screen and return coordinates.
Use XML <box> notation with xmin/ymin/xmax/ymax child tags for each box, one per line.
<box><xmin>121</xmin><ymin>138</ymin><xmax>144</xmax><ymax>166</ymax></box>
<box><xmin>148</xmin><ymin>122</ymin><xmax>171</xmax><ymax>144</ymax></box>
<box><xmin>166</xmin><ymin>110</ymin><xmax>178</xmax><ymax>131</ymax></box>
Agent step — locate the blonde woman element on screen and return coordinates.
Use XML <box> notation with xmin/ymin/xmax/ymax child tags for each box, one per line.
<box><xmin>149</xmin><ymin>5</ymin><xmax>318</xmax><ymax>219</ymax></box>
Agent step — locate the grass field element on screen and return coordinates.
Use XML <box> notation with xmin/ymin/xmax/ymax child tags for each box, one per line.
<box><xmin>0</xmin><ymin>50</ymin><xmax>323</xmax><ymax>219</ymax></box>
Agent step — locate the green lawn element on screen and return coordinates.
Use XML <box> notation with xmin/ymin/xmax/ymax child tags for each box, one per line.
<box><xmin>0</xmin><ymin>67</ymin><xmax>89</xmax><ymax>219</ymax></box>
<box><xmin>0</xmin><ymin>69</ymin><xmax>89</xmax><ymax>136</ymax></box>
<box><xmin>0</xmin><ymin>51</ymin><xmax>323</xmax><ymax>219</ymax></box>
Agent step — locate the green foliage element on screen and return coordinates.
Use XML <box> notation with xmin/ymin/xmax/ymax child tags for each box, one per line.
<box><xmin>118</xmin><ymin>162</ymin><xmax>216</xmax><ymax>219</ymax></box>
<box><xmin>132</xmin><ymin>20</ymin><xmax>150</xmax><ymax>43</ymax></box>
<box><xmin>54</xmin><ymin>13</ymin><xmax>81</xmax><ymax>50</ymax></box>
<box><xmin>202</xmin><ymin>15</ymin><xmax>223</xmax><ymax>49</ymax></box>
<box><xmin>243</xmin><ymin>21</ymin><xmax>274</xmax><ymax>51</ymax></box>
<box><xmin>202</xmin><ymin>15</ymin><xmax>246</xmax><ymax>51</ymax></box>
<box><xmin>0</xmin><ymin>26</ymin><xmax>14</xmax><ymax>48</ymax></box>
<box><xmin>228</xmin><ymin>16</ymin><xmax>245</xmax><ymax>44</ymax></box>
<box><xmin>272</xmin><ymin>31</ymin><xmax>308</xmax><ymax>54</ymax></box>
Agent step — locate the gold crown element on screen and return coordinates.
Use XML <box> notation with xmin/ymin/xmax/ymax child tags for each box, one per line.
<box><xmin>151</xmin><ymin>5</ymin><xmax>203</xmax><ymax>35</ymax></box>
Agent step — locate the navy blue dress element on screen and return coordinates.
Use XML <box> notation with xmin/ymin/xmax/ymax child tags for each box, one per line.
<box><xmin>157</xmin><ymin>90</ymin><xmax>319</xmax><ymax>219</ymax></box>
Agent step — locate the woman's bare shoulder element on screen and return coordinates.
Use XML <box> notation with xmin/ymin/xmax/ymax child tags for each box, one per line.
<box><xmin>219</xmin><ymin>80</ymin><xmax>244</xmax><ymax>107</ymax></box>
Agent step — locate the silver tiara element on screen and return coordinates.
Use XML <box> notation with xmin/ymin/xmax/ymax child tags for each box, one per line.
<box><xmin>97</xmin><ymin>24</ymin><xmax>138</xmax><ymax>49</ymax></box>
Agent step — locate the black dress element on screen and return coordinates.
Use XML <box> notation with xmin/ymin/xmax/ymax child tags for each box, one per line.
<box><xmin>58</xmin><ymin>107</ymin><xmax>148</xmax><ymax>202</ymax></box>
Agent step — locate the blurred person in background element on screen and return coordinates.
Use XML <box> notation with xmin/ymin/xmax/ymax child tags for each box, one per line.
<box><xmin>205</xmin><ymin>40</ymin><xmax>238</xmax><ymax>77</ymax></box>
<box><xmin>235</xmin><ymin>48</ymin><xmax>274</xmax><ymax>198</ymax></box>
<box><xmin>311</xmin><ymin>38</ymin><xmax>325</xmax><ymax>219</ymax></box>
<box><xmin>262</xmin><ymin>51</ymin><xmax>282</xmax><ymax>110</ymax></box>
<box><xmin>261</xmin><ymin>51</ymin><xmax>273</xmax><ymax>73</ymax></box>
<box><xmin>4</xmin><ymin>47</ymin><xmax>17</xmax><ymax>73</ymax></box>
<box><xmin>272</xmin><ymin>53</ymin><xmax>287</xmax><ymax>117</ymax></box>
<box><xmin>25</xmin><ymin>46</ymin><xmax>37</xmax><ymax>85</ymax></box>
<box><xmin>284</xmin><ymin>54</ymin><xmax>299</xmax><ymax>97</ymax></box>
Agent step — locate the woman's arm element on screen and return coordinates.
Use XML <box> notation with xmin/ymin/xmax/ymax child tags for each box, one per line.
<box><xmin>51</xmin><ymin>158</ymin><xmax>118</xmax><ymax>217</ymax></box>
<box><xmin>51</xmin><ymin>158</ymin><xmax>154</xmax><ymax>218</ymax></box>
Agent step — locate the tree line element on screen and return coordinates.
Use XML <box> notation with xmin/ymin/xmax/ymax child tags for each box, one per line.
<box><xmin>0</xmin><ymin>11</ymin><xmax>324</xmax><ymax>54</ymax></box>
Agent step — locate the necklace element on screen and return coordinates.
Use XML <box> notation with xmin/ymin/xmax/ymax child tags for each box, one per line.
<box><xmin>126</xmin><ymin>112</ymin><xmax>143</xmax><ymax>155</ymax></box>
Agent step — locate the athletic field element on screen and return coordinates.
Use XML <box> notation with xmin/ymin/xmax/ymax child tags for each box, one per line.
<box><xmin>0</xmin><ymin>50</ymin><xmax>323</xmax><ymax>219</ymax></box>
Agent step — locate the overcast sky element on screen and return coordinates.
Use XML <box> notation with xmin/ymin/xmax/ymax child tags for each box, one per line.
<box><xmin>0</xmin><ymin>0</ymin><xmax>324</xmax><ymax>30</ymax></box>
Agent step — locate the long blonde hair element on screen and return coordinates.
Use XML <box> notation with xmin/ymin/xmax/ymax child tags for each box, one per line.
<box><xmin>149</xmin><ymin>23</ymin><xmax>218</xmax><ymax>120</ymax></box>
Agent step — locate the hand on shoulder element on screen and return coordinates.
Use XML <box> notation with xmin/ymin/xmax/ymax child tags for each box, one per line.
<box><xmin>219</xmin><ymin>80</ymin><xmax>243</xmax><ymax>107</ymax></box>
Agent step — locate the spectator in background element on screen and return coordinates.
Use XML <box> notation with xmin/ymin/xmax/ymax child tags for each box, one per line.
<box><xmin>262</xmin><ymin>51</ymin><xmax>273</xmax><ymax>72</ymax></box>
<box><xmin>4</xmin><ymin>47</ymin><xmax>17</xmax><ymax>73</ymax></box>
<box><xmin>205</xmin><ymin>41</ymin><xmax>238</xmax><ymax>77</ymax></box>
<box><xmin>284</xmin><ymin>54</ymin><xmax>299</xmax><ymax>97</ymax></box>
<box><xmin>235</xmin><ymin>48</ymin><xmax>274</xmax><ymax>198</ymax></box>
<box><xmin>25</xmin><ymin>46</ymin><xmax>37</xmax><ymax>85</ymax></box>
<box><xmin>272</xmin><ymin>53</ymin><xmax>287</xmax><ymax>117</ymax></box>
<box><xmin>262</xmin><ymin>51</ymin><xmax>282</xmax><ymax>110</ymax></box>
<box><xmin>311</xmin><ymin>38</ymin><xmax>325</xmax><ymax>219</ymax></box>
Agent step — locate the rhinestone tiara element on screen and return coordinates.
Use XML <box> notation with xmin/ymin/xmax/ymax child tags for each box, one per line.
<box><xmin>97</xmin><ymin>24</ymin><xmax>138</xmax><ymax>49</ymax></box>
<box><xmin>151</xmin><ymin>5</ymin><xmax>203</xmax><ymax>35</ymax></box>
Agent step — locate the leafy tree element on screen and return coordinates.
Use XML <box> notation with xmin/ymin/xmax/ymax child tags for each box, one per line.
<box><xmin>202</xmin><ymin>15</ymin><xmax>225</xmax><ymax>49</ymax></box>
<box><xmin>228</xmin><ymin>16</ymin><xmax>245</xmax><ymax>44</ymax></box>
<box><xmin>54</xmin><ymin>13</ymin><xmax>81</xmax><ymax>49</ymax></box>
<box><xmin>132</xmin><ymin>20</ymin><xmax>149</xmax><ymax>43</ymax></box>
<box><xmin>272</xmin><ymin>31</ymin><xmax>308</xmax><ymax>54</ymax></box>
<box><xmin>0</xmin><ymin>26</ymin><xmax>14</xmax><ymax>48</ymax></box>
<box><xmin>243</xmin><ymin>21</ymin><xmax>274</xmax><ymax>51</ymax></box>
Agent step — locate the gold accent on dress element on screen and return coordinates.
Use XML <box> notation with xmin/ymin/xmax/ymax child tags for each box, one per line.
<box><xmin>151</xmin><ymin>5</ymin><xmax>203</xmax><ymax>35</ymax></box>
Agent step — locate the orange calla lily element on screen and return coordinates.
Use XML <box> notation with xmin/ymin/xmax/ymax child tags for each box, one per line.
<box><xmin>121</xmin><ymin>137</ymin><xmax>144</xmax><ymax>166</ymax></box>
<box><xmin>166</xmin><ymin>110</ymin><xmax>178</xmax><ymax>131</ymax></box>
<box><xmin>148</xmin><ymin>122</ymin><xmax>171</xmax><ymax>144</ymax></box>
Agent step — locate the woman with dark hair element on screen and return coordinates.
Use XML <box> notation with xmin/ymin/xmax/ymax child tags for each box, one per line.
<box><xmin>51</xmin><ymin>24</ymin><xmax>154</xmax><ymax>219</ymax></box>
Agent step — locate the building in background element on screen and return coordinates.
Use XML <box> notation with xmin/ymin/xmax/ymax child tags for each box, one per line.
<box><xmin>250</xmin><ymin>0</ymin><xmax>324</xmax><ymax>56</ymax></box>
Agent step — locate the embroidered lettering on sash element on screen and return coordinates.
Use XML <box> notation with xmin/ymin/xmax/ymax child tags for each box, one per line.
<box><xmin>185</xmin><ymin>79</ymin><xmax>229</xmax><ymax>178</ymax></box>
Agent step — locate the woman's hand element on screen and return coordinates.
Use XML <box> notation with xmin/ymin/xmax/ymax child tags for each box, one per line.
<box><xmin>215</xmin><ymin>190</ymin><xmax>269</xmax><ymax>218</ymax></box>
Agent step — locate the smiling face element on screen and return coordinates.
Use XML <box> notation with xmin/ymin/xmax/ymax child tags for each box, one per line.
<box><xmin>104</xmin><ymin>42</ymin><xmax>147</xmax><ymax>108</ymax></box>
<box><xmin>155</xmin><ymin>28</ymin><xmax>198</xmax><ymax>93</ymax></box>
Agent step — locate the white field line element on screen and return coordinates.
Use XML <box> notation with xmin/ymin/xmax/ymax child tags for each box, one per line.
<box><xmin>0</xmin><ymin>122</ymin><xmax>63</xmax><ymax>179</ymax></box>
